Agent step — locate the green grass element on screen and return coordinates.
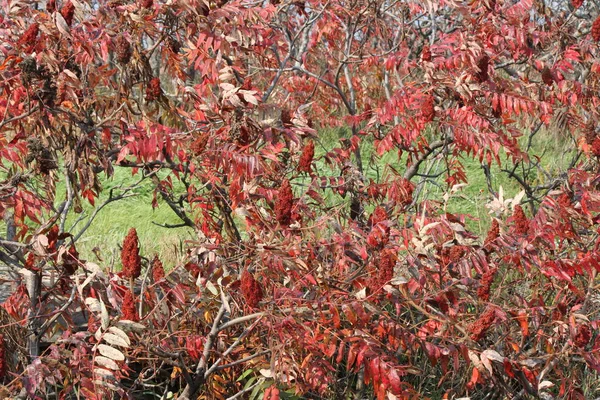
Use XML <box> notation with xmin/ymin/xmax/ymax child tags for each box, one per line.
<box><xmin>57</xmin><ymin>167</ymin><xmax>194</xmax><ymax>267</ymax></box>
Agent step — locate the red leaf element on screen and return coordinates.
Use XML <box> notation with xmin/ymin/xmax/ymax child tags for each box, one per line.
<box><xmin>330</xmin><ymin>304</ymin><xmax>340</xmax><ymax>328</ymax></box>
<box><xmin>343</xmin><ymin>304</ymin><xmax>357</xmax><ymax>325</ymax></box>
<box><xmin>466</xmin><ymin>367</ymin><xmax>480</xmax><ymax>390</ymax></box>
<box><xmin>263</xmin><ymin>386</ymin><xmax>280</xmax><ymax>400</ymax></box>
<box><xmin>516</xmin><ymin>310</ymin><xmax>529</xmax><ymax>337</ymax></box>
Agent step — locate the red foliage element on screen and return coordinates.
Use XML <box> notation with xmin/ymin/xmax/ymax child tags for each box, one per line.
<box><xmin>263</xmin><ymin>386</ymin><xmax>280</xmax><ymax>400</ymax></box>
<box><xmin>3</xmin><ymin>285</ymin><xmax>29</xmax><ymax>322</ymax></box>
<box><xmin>145</xmin><ymin>78</ymin><xmax>162</xmax><ymax>102</ymax></box>
<box><xmin>24</xmin><ymin>253</ymin><xmax>36</xmax><ymax>271</ymax></box>
<box><xmin>512</xmin><ymin>205</ymin><xmax>530</xmax><ymax>235</ymax></box>
<box><xmin>275</xmin><ymin>179</ymin><xmax>293</xmax><ymax>226</ymax></box>
<box><xmin>241</xmin><ymin>77</ymin><xmax>253</xmax><ymax>90</ymax></box>
<box><xmin>421</xmin><ymin>95</ymin><xmax>435</xmax><ymax>122</ymax></box>
<box><xmin>60</xmin><ymin>1</ymin><xmax>75</xmax><ymax>26</ymax></box>
<box><xmin>46</xmin><ymin>0</ymin><xmax>55</xmax><ymax>13</ymax></box>
<box><xmin>62</xmin><ymin>245</ymin><xmax>79</xmax><ymax>275</ymax></box>
<box><xmin>121</xmin><ymin>228</ymin><xmax>141</xmax><ymax>279</ymax></box>
<box><xmin>186</xmin><ymin>335</ymin><xmax>204</xmax><ymax>361</ymax></box>
<box><xmin>17</xmin><ymin>23</ymin><xmax>39</xmax><ymax>49</ymax></box>
<box><xmin>122</xmin><ymin>289</ymin><xmax>138</xmax><ymax>321</ymax></box>
<box><xmin>298</xmin><ymin>140</ymin><xmax>315</xmax><ymax>173</ymax></box>
<box><xmin>477</xmin><ymin>268</ymin><xmax>497</xmax><ymax>302</ymax></box>
<box><xmin>557</xmin><ymin>192</ymin><xmax>572</xmax><ymax>209</ymax></box>
<box><xmin>574</xmin><ymin>324</ymin><xmax>591</xmax><ymax>347</ymax></box>
<box><xmin>184</xmin><ymin>262</ymin><xmax>201</xmax><ymax>280</ymax></box>
<box><xmin>114</xmin><ymin>36</ymin><xmax>132</xmax><ymax>64</ymax></box>
<box><xmin>6</xmin><ymin>0</ymin><xmax>600</xmax><ymax>397</ymax></box>
<box><xmin>190</xmin><ymin>134</ymin><xmax>208</xmax><ymax>155</ymax></box>
<box><xmin>388</xmin><ymin>178</ymin><xmax>414</xmax><ymax>207</ymax></box>
<box><xmin>571</xmin><ymin>0</ymin><xmax>583</xmax><ymax>8</ymax></box>
<box><xmin>469</xmin><ymin>307</ymin><xmax>497</xmax><ymax>341</ymax></box>
<box><xmin>240</xmin><ymin>270</ymin><xmax>263</xmax><ymax>308</ymax></box>
<box><xmin>367</xmin><ymin>223</ymin><xmax>390</xmax><ymax>249</ymax></box>
<box><xmin>369</xmin><ymin>206</ymin><xmax>388</xmax><ymax>227</ymax></box>
<box><xmin>151</xmin><ymin>255</ymin><xmax>165</xmax><ymax>282</ymax></box>
<box><xmin>87</xmin><ymin>312</ymin><xmax>99</xmax><ymax>333</ymax></box>
<box><xmin>485</xmin><ymin>0</ymin><xmax>496</xmax><ymax>11</ymax></box>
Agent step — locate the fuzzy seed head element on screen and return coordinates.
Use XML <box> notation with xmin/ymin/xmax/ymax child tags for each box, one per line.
<box><xmin>275</xmin><ymin>179</ymin><xmax>293</xmax><ymax>226</ymax></box>
<box><xmin>449</xmin><ymin>245</ymin><xmax>466</xmax><ymax>263</ymax></box>
<box><xmin>469</xmin><ymin>307</ymin><xmax>496</xmax><ymax>341</ymax></box>
<box><xmin>477</xmin><ymin>268</ymin><xmax>497</xmax><ymax>302</ymax></box>
<box><xmin>592</xmin><ymin>17</ymin><xmax>600</xmax><ymax>42</ymax></box>
<box><xmin>151</xmin><ymin>255</ymin><xmax>165</xmax><ymax>282</ymax></box>
<box><xmin>592</xmin><ymin>137</ymin><xmax>600</xmax><ymax>157</ymax></box>
<box><xmin>298</xmin><ymin>140</ymin><xmax>315</xmax><ymax>173</ymax></box>
<box><xmin>114</xmin><ymin>35</ymin><xmax>132</xmax><ymax>64</ymax></box>
<box><xmin>585</xmin><ymin>124</ymin><xmax>596</xmax><ymax>146</ymax></box>
<box><xmin>190</xmin><ymin>134</ymin><xmax>208</xmax><ymax>155</ymax></box>
<box><xmin>368</xmin><ymin>248</ymin><xmax>396</xmax><ymax>292</ymax></box>
<box><xmin>240</xmin><ymin>270</ymin><xmax>263</xmax><ymax>308</ymax></box>
<box><xmin>122</xmin><ymin>289</ymin><xmax>138</xmax><ymax>321</ymax></box>
<box><xmin>421</xmin><ymin>95</ymin><xmax>435</xmax><ymax>122</ymax></box>
<box><xmin>18</xmin><ymin>23</ymin><xmax>40</xmax><ymax>49</ymax></box>
<box><xmin>121</xmin><ymin>228</ymin><xmax>141</xmax><ymax>279</ymax></box>
<box><xmin>484</xmin><ymin>219</ymin><xmax>500</xmax><ymax>248</ymax></box>
<box><xmin>512</xmin><ymin>205</ymin><xmax>530</xmax><ymax>235</ymax></box>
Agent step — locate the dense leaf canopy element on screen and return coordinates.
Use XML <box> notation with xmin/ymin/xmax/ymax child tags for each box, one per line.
<box><xmin>2</xmin><ymin>0</ymin><xmax>600</xmax><ymax>398</ymax></box>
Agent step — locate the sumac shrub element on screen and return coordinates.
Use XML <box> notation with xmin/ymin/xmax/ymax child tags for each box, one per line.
<box><xmin>2</xmin><ymin>0</ymin><xmax>600</xmax><ymax>399</ymax></box>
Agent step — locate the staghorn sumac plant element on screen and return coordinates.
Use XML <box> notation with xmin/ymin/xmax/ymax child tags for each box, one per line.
<box><xmin>2</xmin><ymin>0</ymin><xmax>600</xmax><ymax>398</ymax></box>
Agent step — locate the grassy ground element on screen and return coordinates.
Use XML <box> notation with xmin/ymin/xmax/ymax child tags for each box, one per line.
<box><xmin>62</xmin><ymin>168</ymin><xmax>195</xmax><ymax>268</ymax></box>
